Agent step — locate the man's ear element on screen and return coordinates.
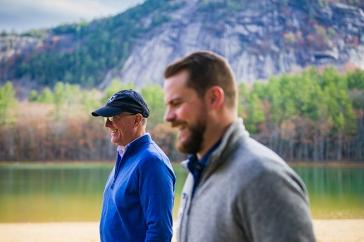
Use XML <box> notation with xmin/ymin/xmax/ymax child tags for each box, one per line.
<box><xmin>206</xmin><ymin>86</ymin><xmax>224</xmax><ymax>110</ymax></box>
<box><xmin>134</xmin><ymin>114</ymin><xmax>143</xmax><ymax>127</ymax></box>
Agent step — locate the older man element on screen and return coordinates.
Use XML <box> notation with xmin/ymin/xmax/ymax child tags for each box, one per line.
<box><xmin>163</xmin><ymin>51</ymin><xmax>316</xmax><ymax>242</ymax></box>
<box><xmin>92</xmin><ymin>89</ymin><xmax>175</xmax><ymax>242</ymax></box>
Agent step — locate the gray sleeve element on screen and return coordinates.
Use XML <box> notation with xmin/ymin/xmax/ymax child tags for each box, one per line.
<box><xmin>237</xmin><ymin>165</ymin><xmax>316</xmax><ymax>242</ymax></box>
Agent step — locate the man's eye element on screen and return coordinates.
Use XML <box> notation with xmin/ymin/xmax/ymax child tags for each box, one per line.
<box><xmin>172</xmin><ymin>102</ymin><xmax>181</xmax><ymax>107</ymax></box>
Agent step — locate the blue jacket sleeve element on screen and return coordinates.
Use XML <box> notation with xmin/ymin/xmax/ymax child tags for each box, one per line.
<box><xmin>138</xmin><ymin>156</ymin><xmax>175</xmax><ymax>242</ymax></box>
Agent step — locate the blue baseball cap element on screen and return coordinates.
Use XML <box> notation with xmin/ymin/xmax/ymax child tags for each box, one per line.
<box><xmin>91</xmin><ymin>89</ymin><xmax>150</xmax><ymax>118</ymax></box>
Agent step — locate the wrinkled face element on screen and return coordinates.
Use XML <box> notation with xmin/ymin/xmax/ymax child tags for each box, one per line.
<box><xmin>164</xmin><ymin>70</ymin><xmax>207</xmax><ymax>154</ymax></box>
<box><xmin>104</xmin><ymin>113</ymin><xmax>137</xmax><ymax>146</ymax></box>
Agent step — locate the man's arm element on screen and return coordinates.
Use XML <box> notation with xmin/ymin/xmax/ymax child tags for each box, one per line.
<box><xmin>139</xmin><ymin>156</ymin><xmax>175</xmax><ymax>242</ymax></box>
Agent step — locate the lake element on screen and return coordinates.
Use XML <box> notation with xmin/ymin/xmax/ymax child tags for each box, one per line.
<box><xmin>0</xmin><ymin>162</ymin><xmax>363</xmax><ymax>222</ymax></box>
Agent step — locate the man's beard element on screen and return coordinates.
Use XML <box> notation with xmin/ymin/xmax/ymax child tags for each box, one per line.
<box><xmin>175</xmin><ymin>119</ymin><xmax>206</xmax><ymax>154</ymax></box>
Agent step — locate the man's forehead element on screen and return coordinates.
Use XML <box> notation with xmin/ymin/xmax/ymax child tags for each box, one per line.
<box><xmin>164</xmin><ymin>70</ymin><xmax>199</xmax><ymax>101</ymax></box>
<box><xmin>164</xmin><ymin>70</ymin><xmax>189</xmax><ymax>85</ymax></box>
<box><xmin>164</xmin><ymin>86</ymin><xmax>199</xmax><ymax>106</ymax></box>
<box><xmin>163</xmin><ymin>87</ymin><xmax>182</xmax><ymax>103</ymax></box>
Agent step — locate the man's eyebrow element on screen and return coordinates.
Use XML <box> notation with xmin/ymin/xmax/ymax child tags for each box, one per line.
<box><xmin>167</xmin><ymin>97</ymin><xmax>183</xmax><ymax>104</ymax></box>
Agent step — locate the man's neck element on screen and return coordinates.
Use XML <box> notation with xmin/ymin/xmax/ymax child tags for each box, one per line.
<box><xmin>197</xmin><ymin>119</ymin><xmax>234</xmax><ymax>159</ymax></box>
<box><xmin>129</xmin><ymin>131</ymin><xmax>146</xmax><ymax>145</ymax></box>
<box><xmin>122</xmin><ymin>129</ymin><xmax>146</xmax><ymax>147</ymax></box>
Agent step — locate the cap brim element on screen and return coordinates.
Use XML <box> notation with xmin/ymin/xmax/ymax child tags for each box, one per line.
<box><xmin>91</xmin><ymin>106</ymin><xmax>123</xmax><ymax>117</ymax></box>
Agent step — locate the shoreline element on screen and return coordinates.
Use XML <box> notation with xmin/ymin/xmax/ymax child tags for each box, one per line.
<box><xmin>0</xmin><ymin>219</ymin><xmax>363</xmax><ymax>242</ymax></box>
<box><xmin>288</xmin><ymin>161</ymin><xmax>364</xmax><ymax>168</ymax></box>
<box><xmin>1</xmin><ymin>160</ymin><xmax>364</xmax><ymax>167</ymax></box>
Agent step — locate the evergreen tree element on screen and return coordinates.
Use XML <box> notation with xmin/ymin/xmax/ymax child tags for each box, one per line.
<box><xmin>0</xmin><ymin>82</ymin><xmax>17</xmax><ymax>124</ymax></box>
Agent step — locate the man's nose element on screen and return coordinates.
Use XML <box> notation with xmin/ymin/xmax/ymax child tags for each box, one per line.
<box><xmin>104</xmin><ymin>118</ymin><xmax>112</xmax><ymax>128</ymax></box>
<box><xmin>164</xmin><ymin>108</ymin><xmax>176</xmax><ymax>123</ymax></box>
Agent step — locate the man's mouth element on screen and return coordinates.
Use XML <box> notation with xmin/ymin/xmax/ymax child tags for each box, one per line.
<box><xmin>171</xmin><ymin>121</ymin><xmax>186</xmax><ymax>129</ymax></box>
<box><xmin>111</xmin><ymin>129</ymin><xmax>118</xmax><ymax>134</ymax></box>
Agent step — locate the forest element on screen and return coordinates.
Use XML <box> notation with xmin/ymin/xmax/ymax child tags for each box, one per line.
<box><xmin>0</xmin><ymin>67</ymin><xmax>363</xmax><ymax>162</ymax></box>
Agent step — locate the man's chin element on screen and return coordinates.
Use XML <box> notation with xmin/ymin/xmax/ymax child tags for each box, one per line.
<box><xmin>176</xmin><ymin>140</ymin><xmax>199</xmax><ymax>154</ymax></box>
<box><xmin>176</xmin><ymin>141</ymin><xmax>187</xmax><ymax>154</ymax></box>
<box><xmin>175</xmin><ymin>122</ymin><xmax>205</xmax><ymax>154</ymax></box>
<box><xmin>111</xmin><ymin>138</ymin><xmax>120</xmax><ymax>146</ymax></box>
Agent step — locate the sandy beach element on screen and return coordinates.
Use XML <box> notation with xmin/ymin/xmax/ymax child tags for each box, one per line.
<box><xmin>0</xmin><ymin>220</ymin><xmax>363</xmax><ymax>242</ymax></box>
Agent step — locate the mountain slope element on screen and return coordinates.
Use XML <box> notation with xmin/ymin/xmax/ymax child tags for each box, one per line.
<box><xmin>0</xmin><ymin>0</ymin><xmax>363</xmax><ymax>89</ymax></box>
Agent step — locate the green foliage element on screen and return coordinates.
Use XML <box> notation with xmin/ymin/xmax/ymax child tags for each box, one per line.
<box><xmin>244</xmin><ymin>91</ymin><xmax>265</xmax><ymax>133</ymax></box>
<box><xmin>102</xmin><ymin>80</ymin><xmax>134</xmax><ymax>103</ymax></box>
<box><xmin>53</xmin><ymin>82</ymin><xmax>67</xmax><ymax>111</ymax></box>
<box><xmin>141</xmin><ymin>84</ymin><xmax>165</xmax><ymax>129</ymax></box>
<box><xmin>0</xmin><ymin>82</ymin><xmax>16</xmax><ymax>124</ymax></box>
<box><xmin>346</xmin><ymin>69</ymin><xmax>364</xmax><ymax>90</ymax></box>
<box><xmin>28</xmin><ymin>90</ymin><xmax>39</xmax><ymax>102</ymax></box>
<box><xmin>38</xmin><ymin>88</ymin><xmax>54</xmax><ymax>103</ymax></box>
<box><xmin>21</xmin><ymin>29</ymin><xmax>46</xmax><ymax>38</ymax></box>
<box><xmin>347</xmin><ymin>69</ymin><xmax>364</xmax><ymax>109</ymax></box>
<box><xmin>28</xmin><ymin>82</ymin><xmax>101</xmax><ymax>119</ymax></box>
<box><xmin>237</xmin><ymin>68</ymin><xmax>359</xmax><ymax>137</ymax></box>
<box><xmin>81</xmin><ymin>89</ymin><xmax>102</xmax><ymax>113</ymax></box>
<box><xmin>319</xmin><ymin>68</ymin><xmax>356</xmax><ymax>133</ymax></box>
<box><xmin>238</xmin><ymin>83</ymin><xmax>249</xmax><ymax>118</ymax></box>
<box><xmin>200</xmin><ymin>0</ymin><xmax>248</xmax><ymax>11</ymax></box>
<box><xmin>1</xmin><ymin>66</ymin><xmax>364</xmax><ymax>161</ymax></box>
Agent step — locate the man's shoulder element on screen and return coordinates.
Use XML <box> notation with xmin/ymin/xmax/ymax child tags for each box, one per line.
<box><xmin>139</xmin><ymin>139</ymin><xmax>169</xmax><ymax>160</ymax></box>
<box><xmin>222</xmin><ymin>137</ymin><xmax>297</xmax><ymax>182</ymax></box>
<box><xmin>230</xmin><ymin>136</ymin><xmax>286</xmax><ymax>168</ymax></box>
<box><xmin>134</xmin><ymin>140</ymin><xmax>174</xmax><ymax>172</ymax></box>
<box><xmin>224</xmin><ymin>137</ymin><xmax>306</xmax><ymax>195</ymax></box>
<box><xmin>216</xmin><ymin>120</ymin><xmax>287</xmax><ymax>175</ymax></box>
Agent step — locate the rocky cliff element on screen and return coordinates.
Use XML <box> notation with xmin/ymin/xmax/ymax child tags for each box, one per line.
<box><xmin>0</xmin><ymin>0</ymin><xmax>363</xmax><ymax>89</ymax></box>
<box><xmin>117</xmin><ymin>0</ymin><xmax>364</xmax><ymax>86</ymax></box>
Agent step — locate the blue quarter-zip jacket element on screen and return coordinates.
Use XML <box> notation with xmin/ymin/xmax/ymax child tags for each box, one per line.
<box><xmin>100</xmin><ymin>134</ymin><xmax>176</xmax><ymax>242</ymax></box>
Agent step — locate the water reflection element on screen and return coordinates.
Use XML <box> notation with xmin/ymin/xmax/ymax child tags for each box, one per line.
<box><xmin>0</xmin><ymin>163</ymin><xmax>111</xmax><ymax>222</ymax></box>
<box><xmin>0</xmin><ymin>163</ymin><xmax>363</xmax><ymax>222</ymax></box>
<box><xmin>293</xmin><ymin>165</ymin><xmax>364</xmax><ymax>218</ymax></box>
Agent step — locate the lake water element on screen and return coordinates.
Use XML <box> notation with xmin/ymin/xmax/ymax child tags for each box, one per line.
<box><xmin>0</xmin><ymin>162</ymin><xmax>363</xmax><ymax>222</ymax></box>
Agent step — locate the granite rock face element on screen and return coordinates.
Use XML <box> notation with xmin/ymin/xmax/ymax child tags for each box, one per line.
<box><xmin>117</xmin><ymin>0</ymin><xmax>364</xmax><ymax>86</ymax></box>
<box><xmin>1</xmin><ymin>0</ymin><xmax>363</xmax><ymax>88</ymax></box>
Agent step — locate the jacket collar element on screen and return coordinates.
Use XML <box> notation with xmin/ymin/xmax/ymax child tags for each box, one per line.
<box><xmin>122</xmin><ymin>133</ymin><xmax>151</xmax><ymax>157</ymax></box>
<box><xmin>209</xmin><ymin>118</ymin><xmax>249</xmax><ymax>164</ymax></box>
<box><xmin>181</xmin><ymin>118</ymin><xmax>249</xmax><ymax>171</ymax></box>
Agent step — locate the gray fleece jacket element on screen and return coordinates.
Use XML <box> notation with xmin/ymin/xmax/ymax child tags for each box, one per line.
<box><xmin>176</xmin><ymin>119</ymin><xmax>316</xmax><ymax>242</ymax></box>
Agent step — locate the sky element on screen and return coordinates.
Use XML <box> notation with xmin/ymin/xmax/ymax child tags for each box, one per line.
<box><xmin>0</xmin><ymin>0</ymin><xmax>144</xmax><ymax>33</ymax></box>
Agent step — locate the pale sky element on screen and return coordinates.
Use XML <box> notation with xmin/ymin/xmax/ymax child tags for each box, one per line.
<box><xmin>0</xmin><ymin>0</ymin><xmax>144</xmax><ymax>33</ymax></box>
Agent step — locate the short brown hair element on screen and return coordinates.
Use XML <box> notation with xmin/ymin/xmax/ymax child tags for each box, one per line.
<box><xmin>164</xmin><ymin>51</ymin><xmax>237</xmax><ymax>108</ymax></box>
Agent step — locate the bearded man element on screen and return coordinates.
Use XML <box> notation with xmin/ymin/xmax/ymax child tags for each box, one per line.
<box><xmin>163</xmin><ymin>51</ymin><xmax>316</xmax><ymax>242</ymax></box>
